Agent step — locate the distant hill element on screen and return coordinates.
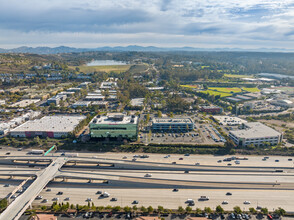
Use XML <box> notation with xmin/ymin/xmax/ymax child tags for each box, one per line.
<box><xmin>0</xmin><ymin>45</ymin><xmax>292</xmax><ymax>54</ymax></box>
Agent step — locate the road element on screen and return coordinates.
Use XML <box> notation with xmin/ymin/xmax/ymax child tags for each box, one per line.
<box><xmin>0</xmin><ymin>157</ymin><xmax>66</xmax><ymax>220</ymax></box>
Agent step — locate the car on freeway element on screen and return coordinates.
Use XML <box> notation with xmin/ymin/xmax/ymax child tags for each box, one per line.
<box><xmin>244</xmin><ymin>201</ymin><xmax>251</xmax><ymax>204</ymax></box>
<box><xmin>5</xmin><ymin>152</ymin><xmax>10</xmax><ymax>155</ymax></box>
<box><xmin>4</xmin><ymin>184</ymin><xmax>9</xmax><ymax>187</ymax></box>
<box><xmin>288</xmin><ymin>158</ymin><xmax>292</xmax><ymax>161</ymax></box>
<box><xmin>199</xmin><ymin>196</ymin><xmax>209</xmax><ymax>201</ymax></box>
<box><xmin>226</xmin><ymin>192</ymin><xmax>232</xmax><ymax>196</ymax></box>
<box><xmin>195</xmin><ymin>162</ymin><xmax>200</xmax><ymax>166</ymax></box>
<box><xmin>172</xmin><ymin>162</ymin><xmax>176</xmax><ymax>164</ymax></box>
<box><xmin>144</xmin><ymin>173</ymin><xmax>152</xmax><ymax>177</ymax></box>
<box><xmin>217</xmin><ymin>160</ymin><xmax>222</xmax><ymax>163</ymax></box>
<box><xmin>222</xmin><ymin>201</ymin><xmax>228</xmax><ymax>204</ymax></box>
<box><xmin>179</xmin><ymin>158</ymin><xmax>183</xmax><ymax>160</ymax></box>
<box><xmin>132</xmin><ymin>200</ymin><xmax>139</xmax><ymax>204</ymax></box>
<box><xmin>227</xmin><ymin>163</ymin><xmax>232</xmax><ymax>166</ymax></box>
<box><xmin>275</xmin><ymin>160</ymin><xmax>279</xmax><ymax>162</ymax></box>
<box><xmin>173</xmin><ymin>188</ymin><xmax>179</xmax><ymax>192</ymax></box>
<box><xmin>111</xmin><ymin>198</ymin><xmax>117</xmax><ymax>201</ymax></box>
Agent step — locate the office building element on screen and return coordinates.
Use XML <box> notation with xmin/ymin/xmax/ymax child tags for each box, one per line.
<box><xmin>89</xmin><ymin>114</ymin><xmax>138</xmax><ymax>141</ymax></box>
<box><xmin>152</xmin><ymin>118</ymin><xmax>194</xmax><ymax>132</ymax></box>
<box><xmin>229</xmin><ymin>122</ymin><xmax>282</xmax><ymax>147</ymax></box>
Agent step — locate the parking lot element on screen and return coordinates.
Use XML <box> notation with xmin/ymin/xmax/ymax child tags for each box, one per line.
<box><xmin>139</xmin><ymin>123</ymin><xmax>224</xmax><ymax>146</ymax></box>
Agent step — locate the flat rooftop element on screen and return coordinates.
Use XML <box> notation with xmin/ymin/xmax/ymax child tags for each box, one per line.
<box><xmin>230</xmin><ymin>122</ymin><xmax>281</xmax><ymax>139</ymax></box>
<box><xmin>213</xmin><ymin>116</ymin><xmax>247</xmax><ymax>126</ymax></box>
<box><xmin>10</xmin><ymin>115</ymin><xmax>86</xmax><ymax>133</ymax></box>
<box><xmin>152</xmin><ymin>118</ymin><xmax>193</xmax><ymax>124</ymax></box>
<box><xmin>92</xmin><ymin>114</ymin><xmax>138</xmax><ymax>125</ymax></box>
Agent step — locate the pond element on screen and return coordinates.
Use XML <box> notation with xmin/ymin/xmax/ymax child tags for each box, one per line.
<box><xmin>86</xmin><ymin>60</ymin><xmax>127</xmax><ymax>66</ymax></box>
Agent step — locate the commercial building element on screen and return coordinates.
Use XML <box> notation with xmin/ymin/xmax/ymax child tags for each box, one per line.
<box><xmin>270</xmin><ymin>99</ymin><xmax>294</xmax><ymax>108</ymax></box>
<box><xmin>71</xmin><ymin>101</ymin><xmax>91</xmax><ymax>108</ymax></box>
<box><xmin>229</xmin><ymin>122</ymin><xmax>282</xmax><ymax>147</ymax></box>
<box><xmin>84</xmin><ymin>95</ymin><xmax>105</xmax><ymax>101</ymax></box>
<box><xmin>91</xmin><ymin>101</ymin><xmax>109</xmax><ymax>108</ymax></box>
<box><xmin>10</xmin><ymin>99</ymin><xmax>40</xmax><ymax>108</ymax></box>
<box><xmin>213</xmin><ymin>116</ymin><xmax>247</xmax><ymax>126</ymax></box>
<box><xmin>89</xmin><ymin>114</ymin><xmax>138</xmax><ymax>141</ymax></box>
<box><xmin>47</xmin><ymin>95</ymin><xmax>66</xmax><ymax>106</ymax></box>
<box><xmin>151</xmin><ymin>118</ymin><xmax>194</xmax><ymax>132</ymax></box>
<box><xmin>10</xmin><ymin>115</ymin><xmax>86</xmax><ymax>138</ymax></box>
<box><xmin>200</xmin><ymin>106</ymin><xmax>223</xmax><ymax>114</ymax></box>
<box><xmin>100</xmin><ymin>81</ymin><xmax>117</xmax><ymax>89</ymax></box>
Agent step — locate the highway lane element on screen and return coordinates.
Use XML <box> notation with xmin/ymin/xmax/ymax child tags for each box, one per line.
<box><xmin>31</xmin><ymin>187</ymin><xmax>294</xmax><ymax>212</ymax></box>
<box><xmin>0</xmin><ymin>157</ymin><xmax>66</xmax><ymax>220</ymax></box>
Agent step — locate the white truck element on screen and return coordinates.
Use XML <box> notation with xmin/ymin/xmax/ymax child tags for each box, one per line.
<box><xmin>29</xmin><ymin>150</ymin><xmax>44</xmax><ymax>155</ymax></box>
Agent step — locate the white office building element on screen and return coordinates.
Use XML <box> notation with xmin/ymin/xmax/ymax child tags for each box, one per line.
<box><xmin>229</xmin><ymin>122</ymin><xmax>282</xmax><ymax>147</ymax></box>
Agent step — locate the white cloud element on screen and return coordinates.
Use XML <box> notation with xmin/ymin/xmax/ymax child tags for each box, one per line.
<box><xmin>0</xmin><ymin>0</ymin><xmax>294</xmax><ymax>49</ymax></box>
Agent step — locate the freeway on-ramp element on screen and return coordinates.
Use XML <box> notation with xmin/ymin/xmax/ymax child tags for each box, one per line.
<box><xmin>0</xmin><ymin>157</ymin><xmax>66</xmax><ymax>220</ymax></box>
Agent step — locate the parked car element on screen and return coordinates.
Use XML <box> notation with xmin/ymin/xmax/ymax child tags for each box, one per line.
<box><xmin>222</xmin><ymin>201</ymin><xmax>228</xmax><ymax>204</ymax></box>
<box><xmin>173</xmin><ymin>188</ymin><xmax>179</xmax><ymax>192</ymax></box>
<box><xmin>244</xmin><ymin>201</ymin><xmax>251</xmax><ymax>204</ymax></box>
<box><xmin>226</xmin><ymin>192</ymin><xmax>232</xmax><ymax>196</ymax></box>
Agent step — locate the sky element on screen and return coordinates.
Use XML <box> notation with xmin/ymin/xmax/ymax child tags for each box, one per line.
<box><xmin>0</xmin><ymin>0</ymin><xmax>294</xmax><ymax>50</ymax></box>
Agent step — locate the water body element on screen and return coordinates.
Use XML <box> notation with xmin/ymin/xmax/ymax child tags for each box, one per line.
<box><xmin>87</xmin><ymin>60</ymin><xmax>127</xmax><ymax>66</ymax></box>
<box><xmin>258</xmin><ymin>73</ymin><xmax>294</xmax><ymax>80</ymax></box>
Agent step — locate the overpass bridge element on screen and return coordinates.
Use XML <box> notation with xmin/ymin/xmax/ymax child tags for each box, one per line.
<box><xmin>0</xmin><ymin>157</ymin><xmax>66</xmax><ymax>220</ymax></box>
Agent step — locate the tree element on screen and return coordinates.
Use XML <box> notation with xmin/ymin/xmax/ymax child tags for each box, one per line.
<box><xmin>147</xmin><ymin>206</ymin><xmax>154</xmax><ymax>213</ymax></box>
<box><xmin>157</xmin><ymin>110</ymin><xmax>162</xmax><ymax>118</ymax></box>
<box><xmin>249</xmin><ymin>207</ymin><xmax>257</xmax><ymax>214</ymax></box>
<box><xmin>185</xmin><ymin>206</ymin><xmax>192</xmax><ymax>213</ymax></box>
<box><xmin>195</xmin><ymin>208</ymin><xmax>202</xmax><ymax>214</ymax></box>
<box><xmin>124</xmin><ymin>206</ymin><xmax>131</xmax><ymax>213</ymax></box>
<box><xmin>0</xmin><ymin>199</ymin><xmax>8</xmax><ymax>210</ymax></box>
<box><xmin>233</xmin><ymin>206</ymin><xmax>242</xmax><ymax>214</ymax></box>
<box><xmin>274</xmin><ymin>207</ymin><xmax>286</xmax><ymax>216</ymax></box>
<box><xmin>216</xmin><ymin>205</ymin><xmax>224</xmax><ymax>214</ymax></box>
<box><xmin>140</xmin><ymin>206</ymin><xmax>147</xmax><ymax>213</ymax></box>
<box><xmin>178</xmin><ymin>206</ymin><xmax>184</xmax><ymax>214</ymax></box>
<box><xmin>204</xmin><ymin>207</ymin><xmax>212</xmax><ymax>214</ymax></box>
<box><xmin>112</xmin><ymin>206</ymin><xmax>121</xmax><ymax>212</ymax></box>
<box><xmin>261</xmin><ymin>208</ymin><xmax>268</xmax><ymax>215</ymax></box>
<box><xmin>157</xmin><ymin>206</ymin><xmax>164</xmax><ymax>213</ymax></box>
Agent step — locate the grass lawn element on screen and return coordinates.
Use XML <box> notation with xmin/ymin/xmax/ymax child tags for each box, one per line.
<box><xmin>208</xmin><ymin>87</ymin><xmax>242</xmax><ymax>93</ymax></box>
<box><xmin>200</xmin><ymin>90</ymin><xmax>233</xmax><ymax>97</ymax></box>
<box><xmin>69</xmin><ymin>64</ymin><xmax>131</xmax><ymax>73</ymax></box>
<box><xmin>181</xmin><ymin>85</ymin><xmax>199</xmax><ymax>89</ymax></box>
<box><xmin>224</xmin><ymin>73</ymin><xmax>254</xmax><ymax>78</ymax></box>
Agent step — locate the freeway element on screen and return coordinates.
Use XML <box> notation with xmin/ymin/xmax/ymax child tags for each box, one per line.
<box><xmin>0</xmin><ymin>157</ymin><xmax>66</xmax><ymax>220</ymax></box>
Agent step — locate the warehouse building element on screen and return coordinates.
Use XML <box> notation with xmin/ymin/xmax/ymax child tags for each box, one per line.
<box><xmin>229</xmin><ymin>122</ymin><xmax>282</xmax><ymax>147</ymax></box>
<box><xmin>90</xmin><ymin>114</ymin><xmax>138</xmax><ymax>141</ymax></box>
<box><xmin>200</xmin><ymin>106</ymin><xmax>223</xmax><ymax>114</ymax></box>
<box><xmin>152</xmin><ymin>118</ymin><xmax>194</xmax><ymax>132</ymax></box>
<box><xmin>10</xmin><ymin>115</ymin><xmax>86</xmax><ymax>138</ymax></box>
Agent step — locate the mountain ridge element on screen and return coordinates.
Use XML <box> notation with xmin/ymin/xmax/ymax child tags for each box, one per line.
<box><xmin>0</xmin><ymin>45</ymin><xmax>292</xmax><ymax>54</ymax></box>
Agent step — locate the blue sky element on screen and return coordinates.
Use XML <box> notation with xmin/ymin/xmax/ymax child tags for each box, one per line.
<box><xmin>0</xmin><ymin>0</ymin><xmax>294</xmax><ymax>50</ymax></box>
